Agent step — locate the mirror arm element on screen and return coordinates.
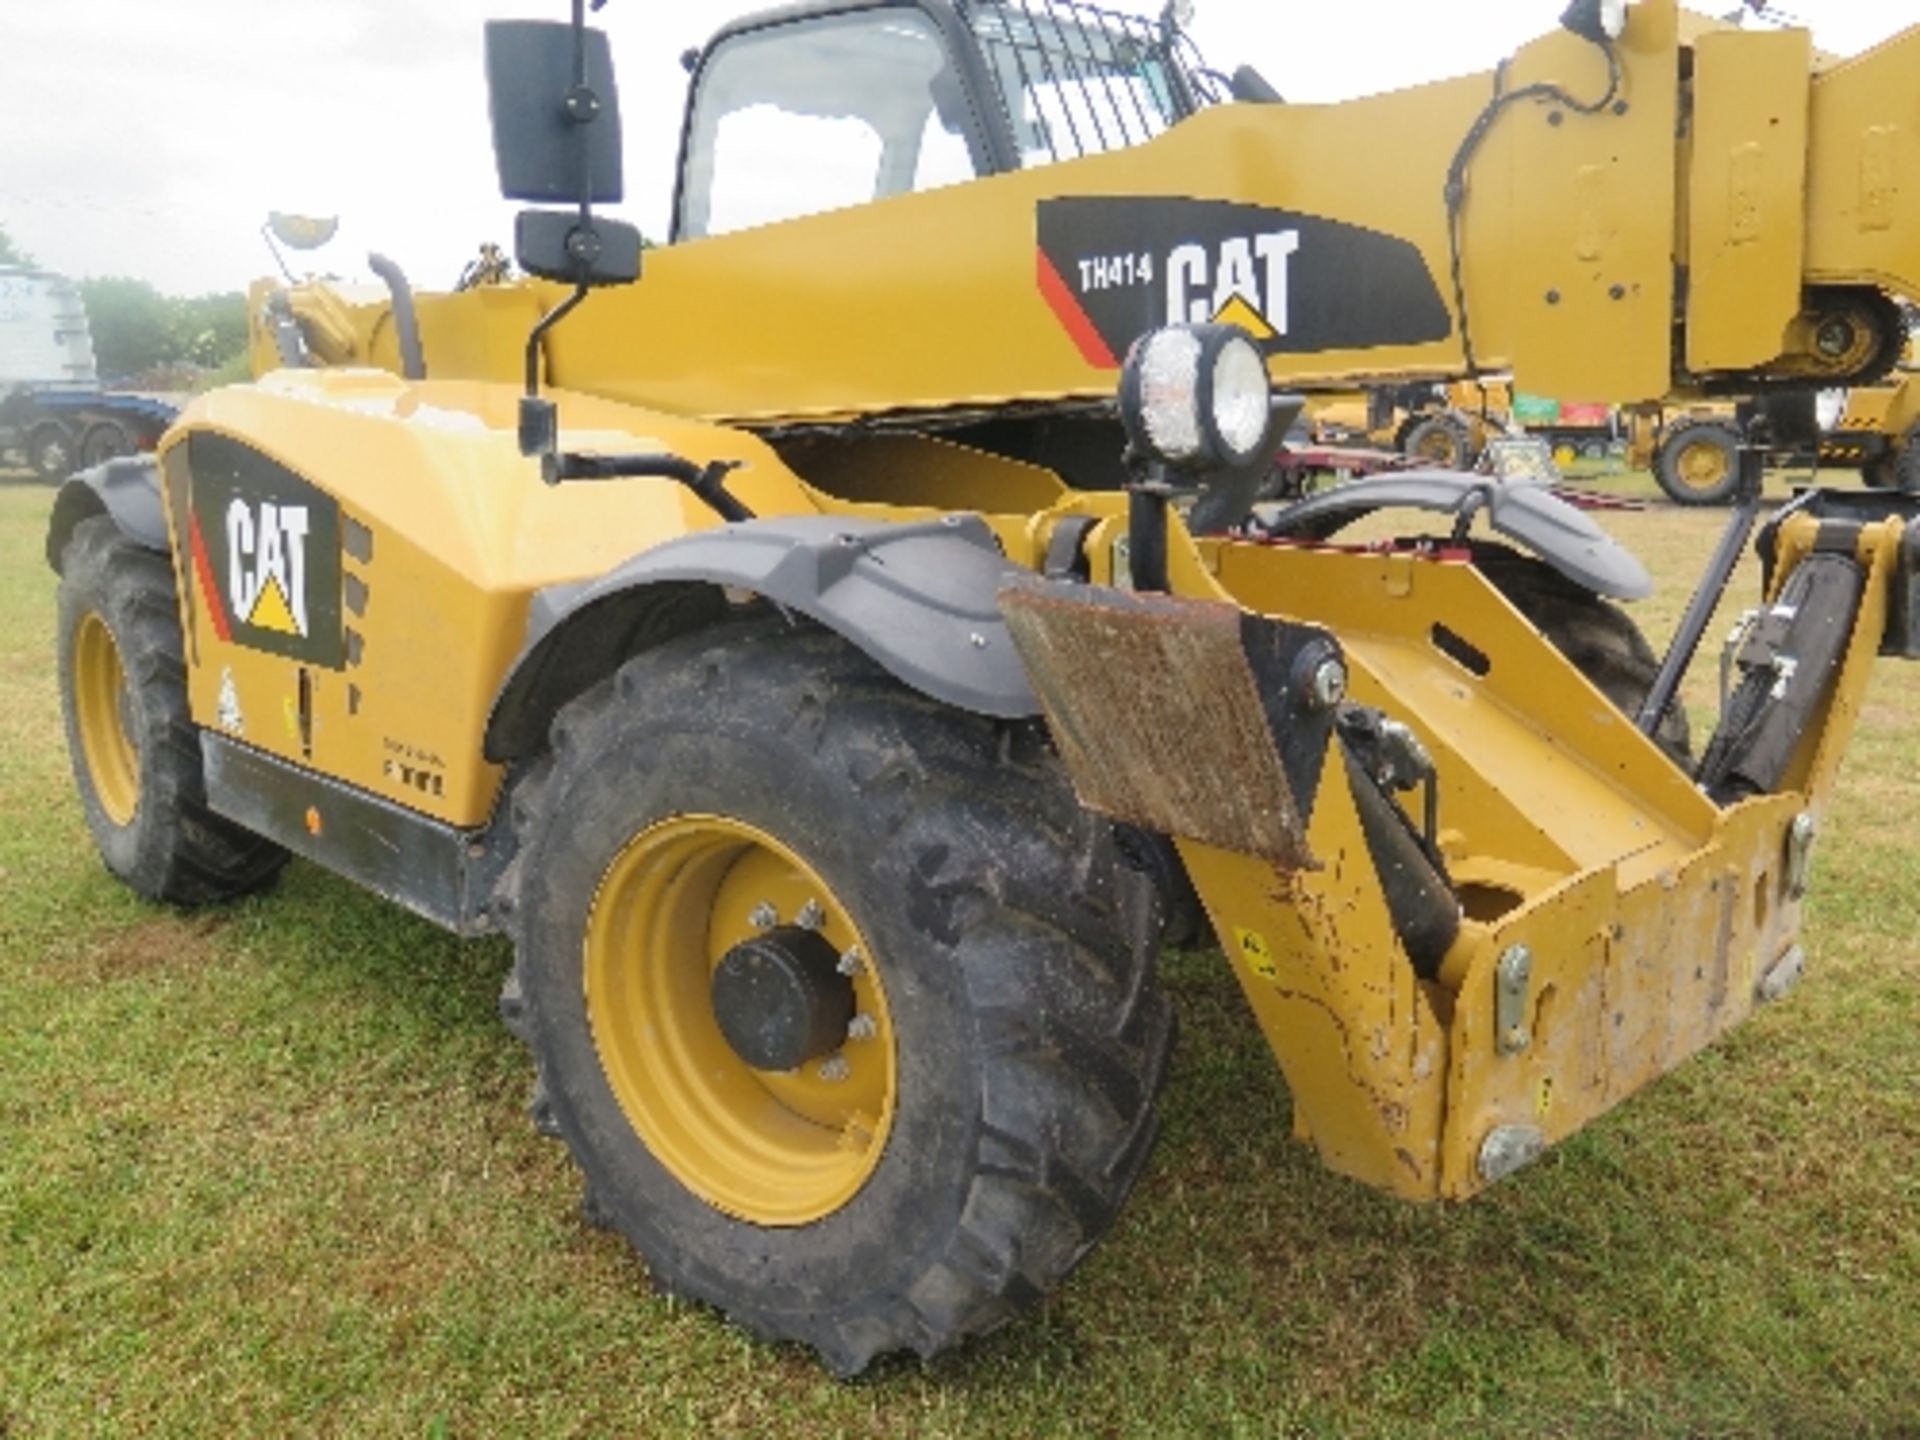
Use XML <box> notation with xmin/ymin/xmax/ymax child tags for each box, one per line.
<box><xmin>524</xmin><ymin>282</ymin><xmax>588</xmax><ymax>397</ymax></box>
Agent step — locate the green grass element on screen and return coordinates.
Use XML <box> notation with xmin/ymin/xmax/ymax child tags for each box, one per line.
<box><xmin>2</xmin><ymin>473</ymin><xmax>1917</xmax><ymax>1437</ymax></box>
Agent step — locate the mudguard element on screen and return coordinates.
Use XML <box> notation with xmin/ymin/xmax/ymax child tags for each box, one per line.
<box><xmin>1258</xmin><ymin>470</ymin><xmax>1653</xmax><ymax>601</ymax></box>
<box><xmin>45</xmin><ymin>456</ymin><xmax>169</xmax><ymax>572</ymax></box>
<box><xmin>484</xmin><ymin>513</ymin><xmax>1041</xmax><ymax>761</ymax></box>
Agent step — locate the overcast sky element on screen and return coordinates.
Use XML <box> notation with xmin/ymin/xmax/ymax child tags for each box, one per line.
<box><xmin>0</xmin><ymin>1</ymin><xmax>1909</xmax><ymax>296</ymax></box>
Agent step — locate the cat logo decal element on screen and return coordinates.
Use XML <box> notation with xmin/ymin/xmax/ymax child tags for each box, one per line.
<box><xmin>184</xmin><ymin>432</ymin><xmax>345</xmax><ymax>668</ymax></box>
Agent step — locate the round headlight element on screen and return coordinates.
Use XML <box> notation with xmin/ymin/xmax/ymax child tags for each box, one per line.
<box><xmin>1815</xmin><ymin>388</ymin><xmax>1847</xmax><ymax>433</ymax></box>
<box><xmin>1119</xmin><ymin>323</ymin><xmax>1276</xmax><ymax>473</ymax></box>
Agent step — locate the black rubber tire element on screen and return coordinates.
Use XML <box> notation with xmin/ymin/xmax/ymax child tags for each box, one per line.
<box><xmin>1892</xmin><ymin>426</ymin><xmax>1920</xmax><ymax>494</ymax></box>
<box><xmin>80</xmin><ymin>421</ymin><xmax>134</xmax><ymax>470</ymax></box>
<box><xmin>1471</xmin><ymin>543</ymin><xmax>1692</xmax><ymax>763</ymax></box>
<box><xmin>29</xmin><ymin>424</ymin><xmax>74</xmax><ymax>483</ymax></box>
<box><xmin>56</xmin><ymin>516</ymin><xmax>289</xmax><ymax>904</ymax></box>
<box><xmin>1862</xmin><ymin>450</ymin><xmax>1895</xmax><ymax>491</ymax></box>
<box><xmin>494</xmin><ymin>621</ymin><xmax>1173</xmax><ymax>1376</ymax></box>
<box><xmin>1402</xmin><ymin>413</ymin><xmax>1474</xmax><ymax>470</ymax></box>
<box><xmin>1112</xmin><ymin>825</ymin><xmax>1211</xmax><ymax>950</ymax></box>
<box><xmin>1654</xmin><ymin>420</ymin><xmax>1742</xmax><ymax>506</ymax></box>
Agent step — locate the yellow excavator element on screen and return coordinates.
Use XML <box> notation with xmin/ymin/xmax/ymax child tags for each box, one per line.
<box><xmin>46</xmin><ymin>0</ymin><xmax>1920</xmax><ymax>1374</ymax></box>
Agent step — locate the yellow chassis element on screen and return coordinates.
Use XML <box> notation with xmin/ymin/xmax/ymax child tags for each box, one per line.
<box><xmin>152</xmin><ymin>364</ymin><xmax>1912</xmax><ymax>1204</ymax></box>
<box><xmin>162</xmin><ymin>1</ymin><xmax>1920</xmax><ymax>1210</ymax></box>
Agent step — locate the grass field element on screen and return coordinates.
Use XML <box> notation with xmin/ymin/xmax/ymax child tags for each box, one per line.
<box><xmin>2</xmin><ymin>470</ymin><xmax>1916</xmax><ymax>1437</ymax></box>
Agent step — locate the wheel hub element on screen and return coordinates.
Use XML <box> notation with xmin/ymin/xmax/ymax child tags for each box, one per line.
<box><xmin>711</xmin><ymin>925</ymin><xmax>854</xmax><ymax>1072</ymax></box>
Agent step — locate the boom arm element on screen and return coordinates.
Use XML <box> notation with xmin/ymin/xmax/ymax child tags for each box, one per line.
<box><xmin>261</xmin><ymin>2</ymin><xmax>1920</xmax><ymax>427</ymax></box>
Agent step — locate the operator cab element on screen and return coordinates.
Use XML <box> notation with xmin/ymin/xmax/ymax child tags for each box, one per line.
<box><xmin>672</xmin><ymin>0</ymin><xmax>1214</xmax><ymax>242</ymax></box>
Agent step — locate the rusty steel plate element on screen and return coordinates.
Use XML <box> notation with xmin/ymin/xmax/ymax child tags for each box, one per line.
<box><xmin>999</xmin><ymin>577</ymin><xmax>1315</xmax><ymax>868</ymax></box>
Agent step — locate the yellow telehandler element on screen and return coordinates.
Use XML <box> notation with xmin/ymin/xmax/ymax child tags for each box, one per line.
<box><xmin>45</xmin><ymin>0</ymin><xmax>1920</xmax><ymax>1374</ymax></box>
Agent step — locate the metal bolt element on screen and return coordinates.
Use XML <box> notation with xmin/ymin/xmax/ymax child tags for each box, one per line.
<box><xmin>1545</xmin><ymin>289</ymin><xmax>1562</xmax><ymax>306</ymax></box>
<box><xmin>969</xmin><ymin>632</ymin><xmax>989</xmax><ymax>649</ymax></box>
<box><xmin>795</xmin><ymin>899</ymin><xmax>825</xmax><ymax>931</ymax></box>
<box><xmin>748</xmin><ymin>901</ymin><xmax>778</xmax><ymax>931</ymax></box>
<box><xmin>1609</xmin><ymin>283</ymin><xmax>1626</xmax><ymax>301</ymax></box>
<box><xmin>837</xmin><ymin>945</ymin><xmax>864</xmax><ymax>977</ymax></box>
<box><xmin>847</xmin><ymin>1013</ymin><xmax>878</xmax><ymax>1042</ymax></box>
<box><xmin>817</xmin><ymin>1055</ymin><xmax>850</xmax><ymax>1083</ymax></box>
<box><xmin>1309</xmin><ymin>657</ymin><xmax>1348</xmax><ymax>710</ymax></box>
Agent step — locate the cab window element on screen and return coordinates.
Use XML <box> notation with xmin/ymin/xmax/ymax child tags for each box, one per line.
<box><xmin>678</xmin><ymin>11</ymin><xmax>980</xmax><ymax>240</ymax></box>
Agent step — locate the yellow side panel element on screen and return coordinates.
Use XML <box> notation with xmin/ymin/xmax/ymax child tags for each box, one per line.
<box><xmin>1176</xmin><ymin>765</ymin><xmax>1451</xmax><ymax>1201</ymax></box>
<box><xmin>1501</xmin><ymin>6</ymin><xmax>1680</xmax><ymax>401</ymax></box>
<box><xmin>408</xmin><ymin>288</ymin><xmax>542</xmax><ymax>384</ymax></box>
<box><xmin>1803</xmin><ymin>23</ymin><xmax>1920</xmax><ymax>299</ymax></box>
<box><xmin>1685</xmin><ymin>29</ymin><xmax>1811</xmax><ymax>372</ymax></box>
<box><xmin>163</xmin><ymin>371</ymin><xmax>827</xmax><ymax>829</ymax></box>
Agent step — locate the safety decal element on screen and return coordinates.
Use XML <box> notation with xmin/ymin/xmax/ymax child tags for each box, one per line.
<box><xmin>185</xmin><ymin>432</ymin><xmax>345</xmax><ymax>668</ymax></box>
<box><xmin>216</xmin><ymin>668</ymin><xmax>244</xmax><ymax>735</ymax></box>
<box><xmin>1234</xmin><ymin>926</ymin><xmax>1279</xmax><ymax>981</ymax></box>
<box><xmin>1036</xmin><ymin>197</ymin><xmax>1453</xmax><ymax>368</ymax></box>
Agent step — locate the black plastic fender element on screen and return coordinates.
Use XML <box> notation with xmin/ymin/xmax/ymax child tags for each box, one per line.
<box><xmin>1258</xmin><ymin>469</ymin><xmax>1653</xmax><ymax>601</ymax></box>
<box><xmin>484</xmin><ymin>513</ymin><xmax>1041</xmax><ymax>762</ymax></box>
<box><xmin>45</xmin><ymin>455</ymin><xmax>169</xmax><ymax>573</ymax></box>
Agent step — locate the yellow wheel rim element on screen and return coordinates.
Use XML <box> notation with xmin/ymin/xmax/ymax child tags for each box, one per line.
<box><xmin>584</xmin><ymin>815</ymin><xmax>897</xmax><ymax>1226</ymax></box>
<box><xmin>73</xmin><ymin>612</ymin><xmax>140</xmax><ymax>827</ymax></box>
<box><xmin>1676</xmin><ymin>438</ymin><xmax>1731</xmax><ymax>493</ymax></box>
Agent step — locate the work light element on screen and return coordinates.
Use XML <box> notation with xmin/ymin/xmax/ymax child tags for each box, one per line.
<box><xmin>1119</xmin><ymin>324</ymin><xmax>1275</xmax><ymax>473</ymax></box>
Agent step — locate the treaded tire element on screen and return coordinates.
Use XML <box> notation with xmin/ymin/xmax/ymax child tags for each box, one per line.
<box><xmin>1402</xmin><ymin>412</ymin><xmax>1474</xmax><ymax>470</ymax></box>
<box><xmin>1654</xmin><ymin>420</ymin><xmax>1741</xmax><ymax>506</ymax></box>
<box><xmin>1889</xmin><ymin>425</ymin><xmax>1920</xmax><ymax>494</ymax></box>
<box><xmin>494</xmin><ymin>620</ymin><xmax>1173</xmax><ymax>1376</ymax></box>
<box><xmin>30</xmin><ymin>425</ymin><xmax>74</xmax><ymax>483</ymax></box>
<box><xmin>1471</xmin><ymin>542</ymin><xmax>1692</xmax><ymax>764</ymax></box>
<box><xmin>80</xmin><ymin>421</ymin><xmax>134</xmax><ymax>470</ymax></box>
<box><xmin>56</xmin><ymin>516</ymin><xmax>288</xmax><ymax>904</ymax></box>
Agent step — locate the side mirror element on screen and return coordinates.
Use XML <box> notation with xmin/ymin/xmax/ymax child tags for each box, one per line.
<box><xmin>514</xmin><ymin>210</ymin><xmax>642</xmax><ymax>287</ymax></box>
<box><xmin>485</xmin><ymin>20</ymin><xmax>624</xmax><ymax>204</ymax></box>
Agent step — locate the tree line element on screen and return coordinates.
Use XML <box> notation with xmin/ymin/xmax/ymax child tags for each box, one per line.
<box><xmin>2</xmin><ymin>222</ymin><xmax>248</xmax><ymax>381</ymax></box>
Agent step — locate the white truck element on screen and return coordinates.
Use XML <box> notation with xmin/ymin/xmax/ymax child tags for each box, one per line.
<box><xmin>0</xmin><ymin>266</ymin><xmax>175</xmax><ymax>480</ymax></box>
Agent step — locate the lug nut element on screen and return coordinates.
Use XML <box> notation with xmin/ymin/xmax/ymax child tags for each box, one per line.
<box><xmin>847</xmin><ymin>1013</ymin><xmax>877</xmax><ymax>1042</ymax></box>
<box><xmin>818</xmin><ymin>1055</ymin><xmax>850</xmax><ymax>1082</ymax></box>
<box><xmin>837</xmin><ymin>945</ymin><xmax>864</xmax><ymax>977</ymax></box>
<box><xmin>748</xmin><ymin>901</ymin><xmax>778</xmax><ymax>931</ymax></box>
<box><xmin>796</xmin><ymin>899</ymin><xmax>825</xmax><ymax>931</ymax></box>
